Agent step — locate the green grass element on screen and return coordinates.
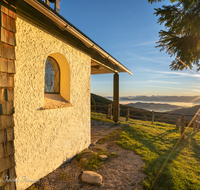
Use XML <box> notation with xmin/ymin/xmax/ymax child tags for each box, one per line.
<box><xmin>77</xmin><ymin>147</ymin><xmax>108</xmax><ymax>171</ymax></box>
<box><xmin>27</xmin><ymin>185</ymin><xmax>37</xmax><ymax>190</ymax></box>
<box><xmin>95</xmin><ymin>113</ymin><xmax>200</xmax><ymax>190</ymax></box>
<box><xmin>91</xmin><ymin>112</ymin><xmax>114</xmax><ymax>123</ymax></box>
<box><xmin>77</xmin><ymin>146</ymin><xmax>119</xmax><ymax>171</ymax></box>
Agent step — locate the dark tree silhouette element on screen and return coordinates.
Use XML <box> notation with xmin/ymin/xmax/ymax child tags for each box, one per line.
<box><xmin>148</xmin><ymin>0</ymin><xmax>200</xmax><ymax>71</ymax></box>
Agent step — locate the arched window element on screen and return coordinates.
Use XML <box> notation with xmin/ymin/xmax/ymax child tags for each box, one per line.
<box><xmin>44</xmin><ymin>56</ymin><xmax>60</xmax><ymax>93</ymax></box>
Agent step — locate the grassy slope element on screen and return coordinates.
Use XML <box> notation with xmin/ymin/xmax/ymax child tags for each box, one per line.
<box><xmin>94</xmin><ymin>113</ymin><xmax>200</xmax><ymax>190</ymax></box>
<box><xmin>173</xmin><ymin>105</ymin><xmax>200</xmax><ymax>115</ymax></box>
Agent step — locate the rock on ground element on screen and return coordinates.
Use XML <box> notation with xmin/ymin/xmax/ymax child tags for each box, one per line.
<box><xmin>81</xmin><ymin>171</ymin><xmax>102</xmax><ymax>186</ymax></box>
<box><xmin>98</xmin><ymin>155</ymin><xmax>108</xmax><ymax>161</ymax></box>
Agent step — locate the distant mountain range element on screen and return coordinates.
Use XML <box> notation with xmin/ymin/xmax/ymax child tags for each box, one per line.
<box><xmin>126</xmin><ymin>102</ymin><xmax>200</xmax><ymax>116</ymax></box>
<box><xmin>126</xmin><ymin>102</ymin><xmax>181</xmax><ymax>112</ymax></box>
<box><xmin>93</xmin><ymin>93</ymin><xmax>200</xmax><ymax>117</ymax></box>
<box><xmin>118</xmin><ymin>96</ymin><xmax>200</xmax><ymax>103</ymax></box>
<box><xmin>91</xmin><ymin>93</ymin><xmax>144</xmax><ymax>118</ymax></box>
<box><xmin>92</xmin><ymin>93</ymin><xmax>200</xmax><ymax>123</ymax></box>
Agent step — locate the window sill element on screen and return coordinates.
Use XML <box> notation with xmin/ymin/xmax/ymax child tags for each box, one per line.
<box><xmin>41</xmin><ymin>94</ymin><xmax>73</xmax><ymax>110</ymax></box>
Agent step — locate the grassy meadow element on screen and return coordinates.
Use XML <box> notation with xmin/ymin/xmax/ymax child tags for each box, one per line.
<box><xmin>92</xmin><ymin>112</ymin><xmax>200</xmax><ymax>190</ymax></box>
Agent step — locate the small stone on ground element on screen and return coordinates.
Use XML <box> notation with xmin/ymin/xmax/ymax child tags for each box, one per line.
<box><xmin>81</xmin><ymin>171</ymin><xmax>102</xmax><ymax>186</ymax></box>
<box><xmin>99</xmin><ymin>155</ymin><xmax>108</xmax><ymax>161</ymax></box>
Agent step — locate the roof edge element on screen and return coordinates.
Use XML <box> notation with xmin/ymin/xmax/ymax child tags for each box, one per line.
<box><xmin>23</xmin><ymin>0</ymin><xmax>133</xmax><ymax>75</ymax></box>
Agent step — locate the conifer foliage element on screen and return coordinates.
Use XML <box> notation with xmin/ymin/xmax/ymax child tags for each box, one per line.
<box><xmin>148</xmin><ymin>0</ymin><xmax>200</xmax><ymax>71</ymax></box>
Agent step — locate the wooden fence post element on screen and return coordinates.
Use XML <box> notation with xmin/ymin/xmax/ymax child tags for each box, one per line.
<box><xmin>110</xmin><ymin>104</ymin><xmax>112</xmax><ymax>119</ymax></box>
<box><xmin>151</xmin><ymin>111</ymin><xmax>154</xmax><ymax>125</ymax></box>
<box><xmin>176</xmin><ymin>116</ymin><xmax>179</xmax><ymax>129</ymax></box>
<box><xmin>181</xmin><ymin>113</ymin><xmax>185</xmax><ymax>139</ymax></box>
<box><xmin>193</xmin><ymin>121</ymin><xmax>196</xmax><ymax>132</ymax></box>
<box><xmin>126</xmin><ymin>108</ymin><xmax>130</xmax><ymax>121</ymax></box>
<box><xmin>118</xmin><ymin>105</ymin><xmax>120</xmax><ymax>120</ymax></box>
<box><xmin>144</xmin><ymin>113</ymin><xmax>147</xmax><ymax>121</ymax></box>
<box><xmin>107</xmin><ymin>105</ymin><xmax>110</xmax><ymax>119</ymax></box>
<box><xmin>184</xmin><ymin>116</ymin><xmax>186</xmax><ymax>126</ymax></box>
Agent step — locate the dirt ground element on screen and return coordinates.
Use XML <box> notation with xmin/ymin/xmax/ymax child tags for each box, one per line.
<box><xmin>28</xmin><ymin>142</ymin><xmax>146</xmax><ymax>190</ymax></box>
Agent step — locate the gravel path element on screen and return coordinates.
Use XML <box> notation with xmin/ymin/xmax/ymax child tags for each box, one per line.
<box><xmin>27</xmin><ymin>120</ymin><xmax>146</xmax><ymax>190</ymax></box>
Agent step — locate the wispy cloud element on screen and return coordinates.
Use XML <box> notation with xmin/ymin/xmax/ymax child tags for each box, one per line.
<box><xmin>153</xmin><ymin>70</ymin><xmax>200</xmax><ymax>78</ymax></box>
<box><xmin>137</xmin><ymin>56</ymin><xmax>172</xmax><ymax>65</ymax></box>
<box><xmin>143</xmin><ymin>84</ymin><xmax>199</xmax><ymax>92</ymax></box>
<box><xmin>142</xmin><ymin>69</ymin><xmax>200</xmax><ymax>79</ymax></box>
<box><xmin>130</xmin><ymin>41</ymin><xmax>156</xmax><ymax>47</ymax></box>
<box><xmin>147</xmin><ymin>80</ymin><xmax>180</xmax><ymax>84</ymax></box>
<box><xmin>121</xmin><ymin>55</ymin><xmax>172</xmax><ymax>65</ymax></box>
<box><xmin>149</xmin><ymin>75</ymin><xmax>182</xmax><ymax>79</ymax></box>
<box><xmin>108</xmin><ymin>40</ymin><xmax>157</xmax><ymax>51</ymax></box>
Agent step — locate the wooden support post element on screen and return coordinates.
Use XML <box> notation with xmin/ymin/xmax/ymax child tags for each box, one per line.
<box><xmin>113</xmin><ymin>73</ymin><xmax>119</xmax><ymax>123</ymax></box>
<box><xmin>151</xmin><ymin>111</ymin><xmax>154</xmax><ymax>125</ymax></box>
<box><xmin>181</xmin><ymin>113</ymin><xmax>185</xmax><ymax>139</ymax></box>
<box><xmin>197</xmin><ymin>122</ymin><xmax>200</xmax><ymax>132</ymax></box>
<box><xmin>54</xmin><ymin>0</ymin><xmax>60</xmax><ymax>13</ymax></box>
<box><xmin>126</xmin><ymin>108</ymin><xmax>130</xmax><ymax>121</ymax></box>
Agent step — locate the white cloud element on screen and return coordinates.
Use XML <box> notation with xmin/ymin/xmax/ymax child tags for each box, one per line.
<box><xmin>147</xmin><ymin>80</ymin><xmax>180</xmax><ymax>84</ymax></box>
<box><xmin>142</xmin><ymin>69</ymin><xmax>200</xmax><ymax>79</ymax></box>
<box><xmin>142</xmin><ymin>84</ymin><xmax>200</xmax><ymax>92</ymax></box>
<box><xmin>154</xmin><ymin>70</ymin><xmax>200</xmax><ymax>78</ymax></box>
<box><xmin>137</xmin><ymin>56</ymin><xmax>172</xmax><ymax>65</ymax></box>
<box><xmin>130</xmin><ymin>41</ymin><xmax>156</xmax><ymax>47</ymax></box>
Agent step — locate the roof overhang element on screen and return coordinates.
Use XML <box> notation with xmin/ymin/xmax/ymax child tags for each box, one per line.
<box><xmin>17</xmin><ymin>0</ymin><xmax>132</xmax><ymax>75</ymax></box>
<box><xmin>91</xmin><ymin>59</ymin><xmax>118</xmax><ymax>74</ymax></box>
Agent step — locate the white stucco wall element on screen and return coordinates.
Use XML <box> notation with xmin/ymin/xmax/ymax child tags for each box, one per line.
<box><xmin>14</xmin><ymin>16</ymin><xmax>91</xmax><ymax>190</ymax></box>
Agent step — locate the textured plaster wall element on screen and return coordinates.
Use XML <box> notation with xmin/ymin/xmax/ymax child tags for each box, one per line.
<box><xmin>14</xmin><ymin>16</ymin><xmax>91</xmax><ymax>190</ymax></box>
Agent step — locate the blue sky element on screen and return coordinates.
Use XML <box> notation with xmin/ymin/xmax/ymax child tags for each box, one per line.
<box><xmin>59</xmin><ymin>0</ymin><xmax>200</xmax><ymax>97</ymax></box>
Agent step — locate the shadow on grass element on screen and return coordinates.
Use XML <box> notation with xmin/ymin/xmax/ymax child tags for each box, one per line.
<box><xmin>116</xmin><ymin>124</ymin><xmax>199</xmax><ymax>190</ymax></box>
<box><xmin>190</xmin><ymin>134</ymin><xmax>200</xmax><ymax>162</ymax></box>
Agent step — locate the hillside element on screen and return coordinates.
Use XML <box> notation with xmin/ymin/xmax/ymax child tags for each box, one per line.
<box><xmin>126</xmin><ymin>102</ymin><xmax>181</xmax><ymax>112</ymax></box>
<box><xmin>120</xmin><ymin>96</ymin><xmax>200</xmax><ymax>103</ymax></box>
<box><xmin>91</xmin><ymin>93</ymin><xmax>112</xmax><ymax>106</ymax></box>
<box><xmin>91</xmin><ymin>93</ymin><xmax>173</xmax><ymax>123</ymax></box>
<box><xmin>91</xmin><ymin>93</ymin><xmax>147</xmax><ymax>118</ymax></box>
<box><xmin>172</xmin><ymin>105</ymin><xmax>200</xmax><ymax>115</ymax></box>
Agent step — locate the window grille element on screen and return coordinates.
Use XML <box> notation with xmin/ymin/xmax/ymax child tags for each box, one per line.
<box><xmin>44</xmin><ymin>56</ymin><xmax>60</xmax><ymax>93</ymax></box>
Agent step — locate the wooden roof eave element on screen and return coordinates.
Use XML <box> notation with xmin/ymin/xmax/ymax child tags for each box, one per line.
<box><xmin>17</xmin><ymin>0</ymin><xmax>132</xmax><ymax>75</ymax></box>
